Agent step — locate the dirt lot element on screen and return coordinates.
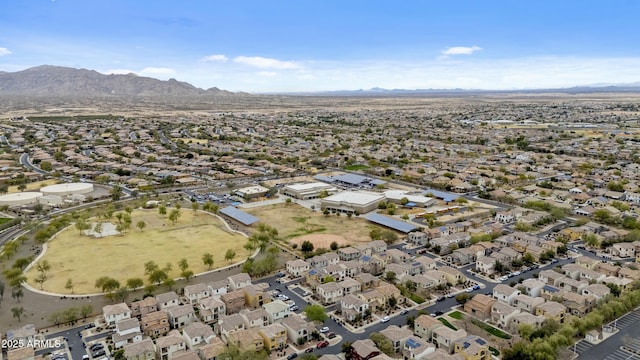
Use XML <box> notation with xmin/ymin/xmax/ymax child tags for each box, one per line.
<box><xmin>245</xmin><ymin>203</ymin><xmax>376</xmax><ymax>248</ymax></box>
<box><xmin>8</xmin><ymin>179</ymin><xmax>59</xmax><ymax>193</ymax></box>
<box><xmin>25</xmin><ymin>209</ymin><xmax>251</xmax><ymax>294</ymax></box>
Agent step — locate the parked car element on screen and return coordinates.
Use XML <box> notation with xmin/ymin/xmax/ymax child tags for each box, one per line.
<box><xmin>320</xmin><ymin>327</ymin><xmax>329</xmax><ymax>333</ymax></box>
<box><xmin>400</xmin><ymin>309</ymin><xmax>408</xmax><ymax>315</ymax></box>
<box><xmin>380</xmin><ymin>316</ymin><xmax>390</xmax><ymax>323</ymax></box>
<box><xmin>317</xmin><ymin>341</ymin><xmax>329</xmax><ymax>348</ymax></box>
<box><xmin>287</xmin><ymin>353</ymin><xmax>298</xmax><ymax>360</ymax></box>
<box><xmin>290</xmin><ymin>305</ymin><xmax>300</xmax><ymax>311</ymax></box>
<box><xmin>89</xmin><ymin>344</ymin><xmax>104</xmax><ymax>352</ymax></box>
<box><xmin>327</xmin><ymin>332</ymin><xmax>336</xmax><ymax>339</ymax></box>
<box><xmin>435</xmin><ymin>311</ymin><xmax>444</xmax><ymax>316</ymax></box>
<box><xmin>305</xmin><ymin>348</ymin><xmax>314</xmax><ymax>353</ymax></box>
<box><xmin>437</xmin><ymin>297</ymin><xmax>446</xmax><ymax>302</ymax></box>
<box><xmin>473</xmin><ymin>284</ymin><xmax>480</xmax><ymax>290</ymax></box>
<box><xmin>513</xmin><ymin>271</ymin><xmax>521</xmax><ymax>276</ymax></box>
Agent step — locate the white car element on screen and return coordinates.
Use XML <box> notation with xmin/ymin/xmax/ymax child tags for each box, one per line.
<box><xmin>380</xmin><ymin>316</ymin><xmax>390</xmax><ymax>323</ymax></box>
<box><xmin>320</xmin><ymin>327</ymin><xmax>329</xmax><ymax>333</ymax></box>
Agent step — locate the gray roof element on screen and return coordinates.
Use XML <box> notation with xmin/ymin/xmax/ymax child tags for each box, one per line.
<box><xmin>365</xmin><ymin>213</ymin><xmax>417</xmax><ymax>233</ymax></box>
<box><xmin>219</xmin><ymin>206</ymin><xmax>259</xmax><ymax>225</ymax></box>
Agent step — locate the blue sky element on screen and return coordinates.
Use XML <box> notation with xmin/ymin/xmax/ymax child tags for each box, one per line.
<box><xmin>0</xmin><ymin>0</ymin><xmax>639</xmax><ymax>92</ymax></box>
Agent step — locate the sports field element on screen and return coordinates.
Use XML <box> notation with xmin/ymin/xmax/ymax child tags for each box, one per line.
<box><xmin>25</xmin><ymin>209</ymin><xmax>250</xmax><ymax>294</ymax></box>
<box><xmin>246</xmin><ymin>203</ymin><xmax>377</xmax><ymax>247</ymax></box>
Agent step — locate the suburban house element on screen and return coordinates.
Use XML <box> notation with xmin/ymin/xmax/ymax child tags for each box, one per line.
<box><xmin>131</xmin><ymin>297</ymin><xmax>158</xmax><ymax>319</ymax></box>
<box><xmin>432</xmin><ymin>327</ymin><xmax>467</xmax><ymax>353</ymax></box>
<box><xmin>453</xmin><ymin>335</ymin><xmax>491</xmax><ymax>360</ymax></box>
<box><xmin>463</xmin><ymin>294</ymin><xmax>496</xmax><ymax>320</ymax></box>
<box><xmin>184</xmin><ymin>283</ymin><xmax>211</xmax><ymax>305</ymax></box>
<box><xmin>166</xmin><ymin>304</ymin><xmax>196</xmax><ymax>329</ymax></box>
<box><xmin>492</xmin><ymin>284</ymin><xmax>521</xmax><ymax>305</ymax></box>
<box><xmin>380</xmin><ymin>325</ymin><xmax>413</xmax><ymax>354</ymax></box>
<box><xmin>156</xmin><ymin>291</ymin><xmax>181</xmax><ymax>310</ymax></box>
<box><xmin>262</xmin><ymin>300</ymin><xmax>291</xmax><ymax>324</ymax></box>
<box><xmin>286</xmin><ymin>259</ymin><xmax>310</xmax><ymax>277</ymax></box>
<box><xmin>316</xmin><ymin>282</ymin><xmax>344</xmax><ymax>304</ymax></box>
<box><xmin>141</xmin><ymin>311</ymin><xmax>170</xmax><ymax>338</ymax></box>
<box><xmin>258</xmin><ymin>323</ymin><xmax>288</xmax><ymax>351</ymax></box>
<box><xmin>123</xmin><ymin>338</ymin><xmax>156</xmax><ymax>360</ymax></box>
<box><xmin>221</xmin><ymin>290</ymin><xmax>246</xmax><ymax>314</ymax></box>
<box><xmin>155</xmin><ymin>330</ymin><xmax>187</xmax><ymax>360</ymax></box>
<box><xmin>282</xmin><ymin>313</ymin><xmax>315</xmax><ymax>344</ymax></box>
<box><xmin>198</xmin><ymin>296</ymin><xmax>226</xmax><ymax>324</ymax></box>
<box><xmin>182</xmin><ymin>322</ymin><xmax>215</xmax><ymax>350</ymax></box>
<box><xmin>228</xmin><ymin>273</ymin><xmax>252</xmax><ymax>291</ymax></box>
<box><xmin>103</xmin><ymin>303</ymin><xmax>132</xmax><ymax>326</ymax></box>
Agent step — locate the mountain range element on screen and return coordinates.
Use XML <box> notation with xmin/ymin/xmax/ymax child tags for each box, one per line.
<box><xmin>1</xmin><ymin>65</ymin><xmax>639</xmax><ymax>99</ymax></box>
<box><xmin>0</xmin><ymin>65</ymin><xmax>235</xmax><ymax>97</ymax></box>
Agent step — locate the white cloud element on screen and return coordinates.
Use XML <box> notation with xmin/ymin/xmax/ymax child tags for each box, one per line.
<box><xmin>233</xmin><ymin>56</ymin><xmax>300</xmax><ymax>69</ymax></box>
<box><xmin>140</xmin><ymin>67</ymin><xmax>176</xmax><ymax>75</ymax></box>
<box><xmin>0</xmin><ymin>47</ymin><xmax>12</xmax><ymax>56</ymax></box>
<box><xmin>442</xmin><ymin>46</ymin><xmax>482</xmax><ymax>56</ymax></box>
<box><xmin>201</xmin><ymin>54</ymin><xmax>228</xmax><ymax>62</ymax></box>
<box><xmin>256</xmin><ymin>71</ymin><xmax>277</xmax><ymax>77</ymax></box>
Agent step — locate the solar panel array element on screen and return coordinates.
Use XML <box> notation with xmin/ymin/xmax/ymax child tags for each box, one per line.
<box><xmin>406</xmin><ymin>338</ymin><xmax>420</xmax><ymax>348</ymax></box>
<box><xmin>364</xmin><ymin>213</ymin><xmax>418</xmax><ymax>233</ymax></box>
<box><xmin>219</xmin><ymin>206</ymin><xmax>259</xmax><ymax>225</ymax></box>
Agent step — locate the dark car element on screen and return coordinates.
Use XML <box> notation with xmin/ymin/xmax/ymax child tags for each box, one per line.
<box><xmin>317</xmin><ymin>341</ymin><xmax>330</xmax><ymax>349</ymax></box>
<box><xmin>400</xmin><ymin>309</ymin><xmax>409</xmax><ymax>315</ymax></box>
<box><xmin>287</xmin><ymin>354</ymin><xmax>298</xmax><ymax>360</ymax></box>
<box><xmin>89</xmin><ymin>344</ymin><xmax>104</xmax><ymax>352</ymax></box>
<box><xmin>437</xmin><ymin>296</ymin><xmax>446</xmax><ymax>302</ymax></box>
<box><xmin>305</xmin><ymin>348</ymin><xmax>314</xmax><ymax>353</ymax></box>
<box><xmin>327</xmin><ymin>332</ymin><xmax>336</xmax><ymax>339</ymax></box>
<box><xmin>92</xmin><ymin>350</ymin><xmax>106</xmax><ymax>358</ymax></box>
<box><xmin>435</xmin><ymin>311</ymin><xmax>444</xmax><ymax>316</ymax></box>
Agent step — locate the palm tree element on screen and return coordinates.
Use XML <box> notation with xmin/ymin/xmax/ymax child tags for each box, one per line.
<box><xmin>11</xmin><ymin>306</ymin><xmax>25</xmax><ymax>322</ymax></box>
<box><xmin>202</xmin><ymin>253</ymin><xmax>214</xmax><ymax>269</ymax></box>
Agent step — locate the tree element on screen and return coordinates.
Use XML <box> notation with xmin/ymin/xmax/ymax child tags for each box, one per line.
<box><xmin>36</xmin><ymin>260</ymin><xmax>51</xmax><ymax>276</ymax></box>
<box><xmin>159</xmin><ymin>205</ymin><xmax>167</xmax><ymax>216</ymax></box>
<box><xmin>149</xmin><ymin>269</ymin><xmax>168</xmax><ymax>285</ymax></box>
<box><xmin>388</xmin><ymin>296</ymin><xmax>397</xmax><ymax>309</ymax></box>
<box><xmin>191</xmin><ymin>201</ymin><xmax>199</xmax><ymax>213</ymax></box>
<box><xmin>35</xmin><ymin>272</ymin><xmax>47</xmax><ymax>289</ymax></box>
<box><xmin>169</xmin><ymin>209</ymin><xmax>180</xmax><ymax>224</ymax></box>
<box><xmin>11</xmin><ymin>306</ymin><xmax>25</xmax><ymax>322</ymax></box>
<box><xmin>225</xmin><ymin>249</ymin><xmax>236</xmax><ymax>262</ymax></box>
<box><xmin>369</xmin><ymin>333</ymin><xmax>394</xmax><ymax>356</ymax></box>
<box><xmin>144</xmin><ymin>261</ymin><xmax>159</xmax><ymax>274</ymax></box>
<box><xmin>385</xmin><ymin>271</ymin><xmax>396</xmax><ymax>283</ymax></box>
<box><xmin>202</xmin><ymin>253</ymin><xmax>214</xmax><ymax>269</ymax></box>
<box><xmin>95</xmin><ymin>276</ymin><xmax>120</xmax><ymax>293</ymax></box>
<box><xmin>455</xmin><ymin>293</ymin><xmax>472</xmax><ymax>304</ymax></box>
<box><xmin>136</xmin><ymin>220</ymin><xmax>146</xmax><ymax>232</ymax></box>
<box><xmin>12</xmin><ymin>287</ymin><xmax>23</xmax><ymax>302</ymax></box>
<box><xmin>304</xmin><ymin>304</ymin><xmax>328</xmax><ymax>323</ymax></box>
<box><xmin>126</xmin><ymin>278</ymin><xmax>144</xmax><ymax>289</ymax></box>
<box><xmin>522</xmin><ymin>252</ymin><xmax>535</xmax><ymax>266</ymax></box>
<box><xmin>75</xmin><ymin>218</ymin><xmax>90</xmax><ymax>235</ymax></box>
<box><xmin>62</xmin><ymin>278</ymin><xmax>74</xmax><ymax>294</ymax></box>
<box><xmin>113</xmin><ymin>287</ymin><xmax>130</xmax><ymax>302</ymax></box>
<box><xmin>110</xmin><ymin>185</ymin><xmax>123</xmax><ymax>201</ymax></box>
<box><xmin>178</xmin><ymin>258</ymin><xmax>189</xmax><ymax>272</ymax></box>
<box><xmin>17</xmin><ymin>183</ymin><xmax>27</xmax><ymax>192</ymax></box>
<box><xmin>330</xmin><ymin>241</ymin><xmax>339</xmax><ymax>251</ymax></box>
<box><xmin>93</xmin><ymin>221</ymin><xmax>103</xmax><ymax>237</ymax></box>
<box><xmin>301</xmin><ymin>240</ymin><xmax>314</xmax><ymax>253</ymax></box>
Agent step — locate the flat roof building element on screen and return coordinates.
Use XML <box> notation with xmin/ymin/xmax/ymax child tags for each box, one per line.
<box><xmin>281</xmin><ymin>182</ymin><xmax>338</xmax><ymax>200</ymax></box>
<box><xmin>320</xmin><ymin>191</ymin><xmax>385</xmax><ymax>214</ymax></box>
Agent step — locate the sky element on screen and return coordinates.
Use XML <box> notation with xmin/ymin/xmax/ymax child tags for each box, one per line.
<box><xmin>0</xmin><ymin>0</ymin><xmax>639</xmax><ymax>93</ymax></box>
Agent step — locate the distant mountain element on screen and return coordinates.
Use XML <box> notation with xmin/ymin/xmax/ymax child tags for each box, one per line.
<box><xmin>282</xmin><ymin>83</ymin><xmax>640</xmax><ymax>96</ymax></box>
<box><xmin>0</xmin><ymin>65</ymin><xmax>235</xmax><ymax>97</ymax></box>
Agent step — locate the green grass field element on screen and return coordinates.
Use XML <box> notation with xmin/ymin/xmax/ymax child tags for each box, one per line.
<box><xmin>25</xmin><ymin>209</ymin><xmax>251</xmax><ymax>294</ymax></box>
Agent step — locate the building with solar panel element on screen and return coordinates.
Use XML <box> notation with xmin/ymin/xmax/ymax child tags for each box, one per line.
<box><xmin>453</xmin><ymin>335</ymin><xmax>491</xmax><ymax>360</ymax></box>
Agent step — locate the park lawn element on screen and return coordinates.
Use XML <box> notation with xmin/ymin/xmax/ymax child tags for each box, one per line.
<box><xmin>245</xmin><ymin>203</ymin><xmax>375</xmax><ymax>244</ymax></box>
<box><xmin>8</xmin><ymin>179</ymin><xmax>59</xmax><ymax>194</ymax></box>
<box><xmin>25</xmin><ymin>209</ymin><xmax>251</xmax><ymax>294</ymax></box>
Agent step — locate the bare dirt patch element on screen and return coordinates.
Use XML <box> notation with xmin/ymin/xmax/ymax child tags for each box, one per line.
<box><xmin>246</xmin><ymin>203</ymin><xmax>376</xmax><ymax>246</ymax></box>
